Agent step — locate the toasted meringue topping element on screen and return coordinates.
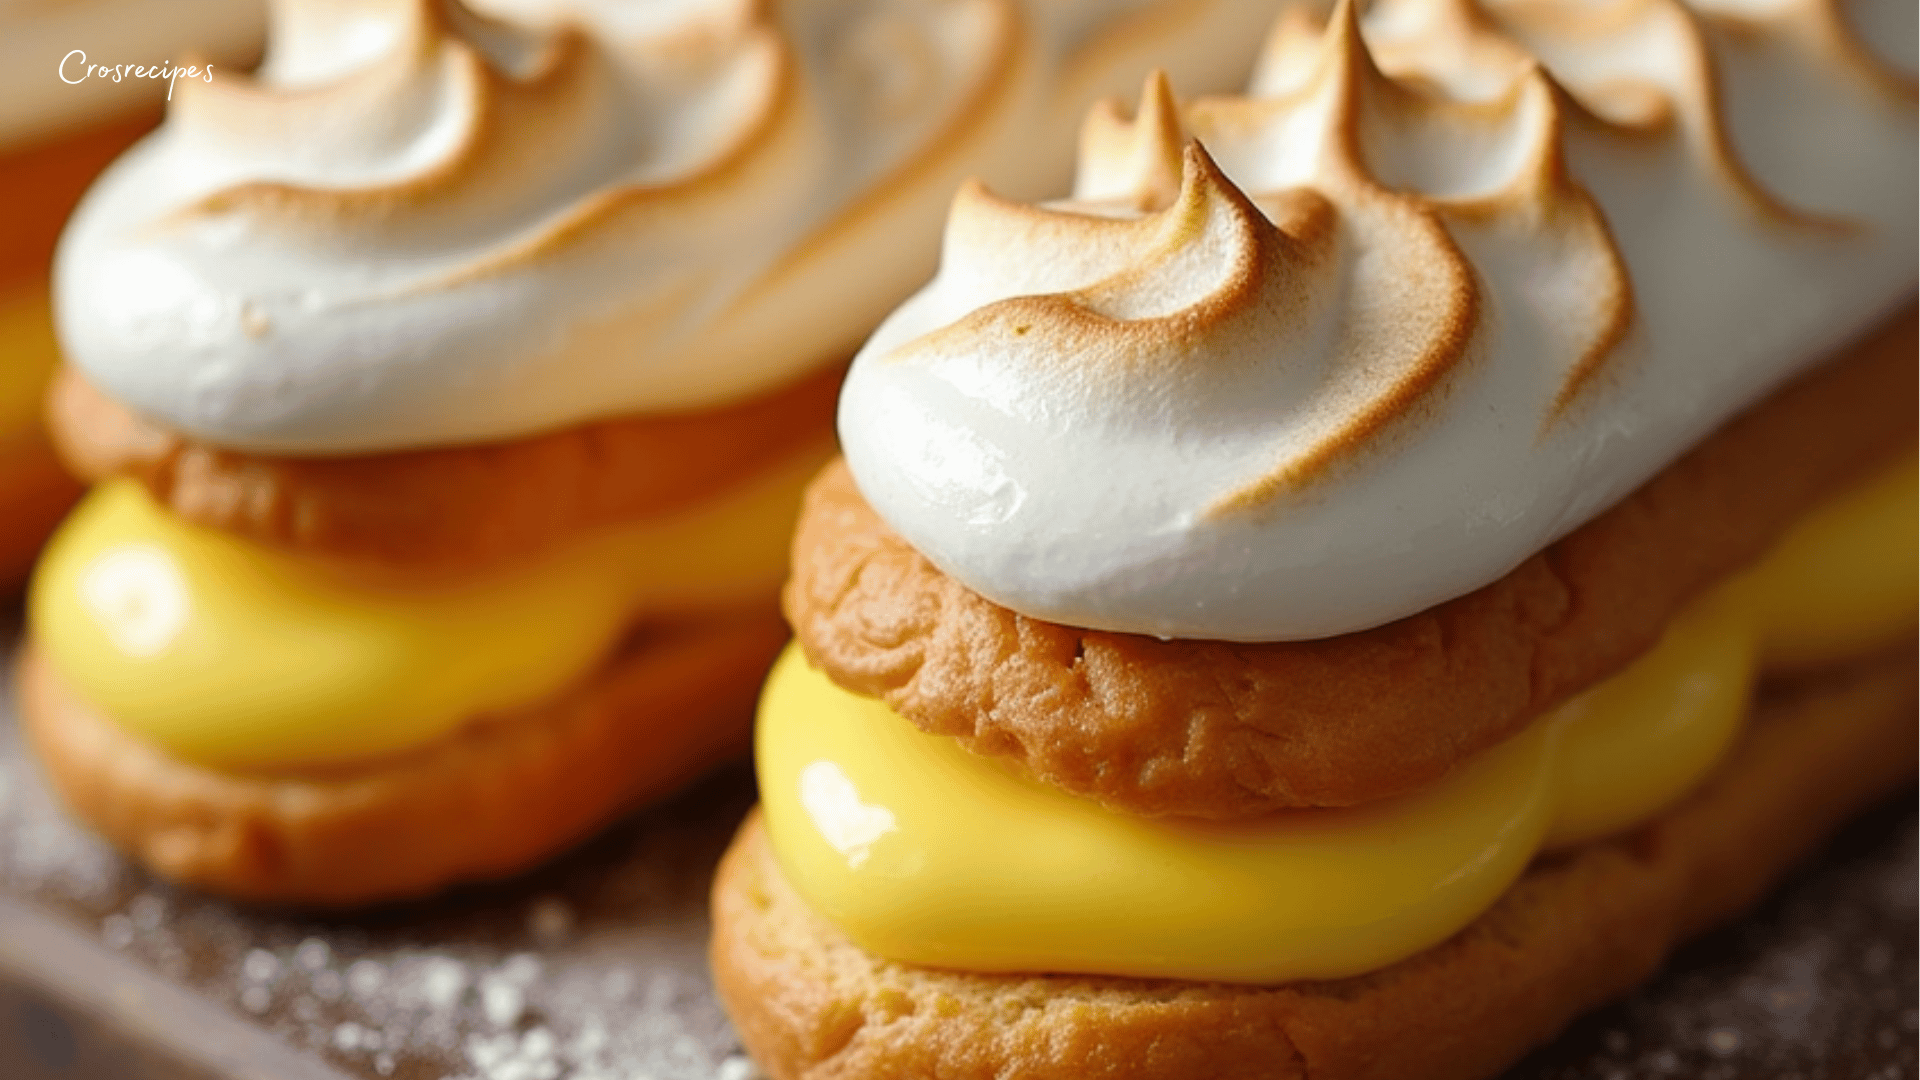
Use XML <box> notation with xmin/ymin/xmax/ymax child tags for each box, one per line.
<box><xmin>838</xmin><ymin>0</ymin><xmax>1918</xmax><ymax>641</ymax></box>
<box><xmin>56</xmin><ymin>0</ymin><xmax>1282</xmax><ymax>454</ymax></box>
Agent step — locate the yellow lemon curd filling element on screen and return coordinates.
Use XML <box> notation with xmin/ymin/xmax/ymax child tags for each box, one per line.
<box><xmin>758</xmin><ymin>453</ymin><xmax>1917</xmax><ymax>984</ymax></box>
<box><xmin>31</xmin><ymin>442</ymin><xmax>832</xmax><ymax>772</ymax></box>
<box><xmin>0</xmin><ymin>283</ymin><xmax>60</xmax><ymax>450</ymax></box>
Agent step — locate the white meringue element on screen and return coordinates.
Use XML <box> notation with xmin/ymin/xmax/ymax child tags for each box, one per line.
<box><xmin>55</xmin><ymin>0</ymin><xmax>1282</xmax><ymax>454</ymax></box>
<box><xmin>837</xmin><ymin>0</ymin><xmax>1918</xmax><ymax>641</ymax></box>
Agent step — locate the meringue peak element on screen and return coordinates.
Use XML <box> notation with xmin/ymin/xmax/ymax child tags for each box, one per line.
<box><xmin>1073</xmin><ymin>142</ymin><xmax>1290</xmax><ymax>325</ymax></box>
<box><xmin>900</xmin><ymin>142</ymin><xmax>1306</xmax><ymax>370</ymax></box>
<box><xmin>837</xmin><ymin>0</ymin><xmax>1917</xmax><ymax>641</ymax></box>
<box><xmin>1073</xmin><ymin>70</ymin><xmax>1188</xmax><ymax>213</ymax></box>
<box><xmin>169</xmin><ymin>0</ymin><xmax>782</xmax><ymax>250</ymax></box>
<box><xmin>60</xmin><ymin>0</ymin><xmax>1291</xmax><ymax>453</ymax></box>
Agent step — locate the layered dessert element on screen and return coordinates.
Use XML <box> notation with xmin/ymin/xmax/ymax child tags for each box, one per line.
<box><xmin>713</xmin><ymin>0</ymin><xmax>1918</xmax><ymax>1073</ymax></box>
<box><xmin>19</xmin><ymin>0</ymin><xmax>1283</xmax><ymax>905</ymax></box>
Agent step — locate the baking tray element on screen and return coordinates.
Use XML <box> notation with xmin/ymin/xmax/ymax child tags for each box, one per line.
<box><xmin>0</xmin><ymin>603</ymin><xmax>1911</xmax><ymax>1080</ymax></box>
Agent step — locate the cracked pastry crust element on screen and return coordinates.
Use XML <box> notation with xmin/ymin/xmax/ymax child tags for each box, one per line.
<box><xmin>785</xmin><ymin>305</ymin><xmax>1916</xmax><ymax>818</ymax></box>
<box><xmin>18</xmin><ymin>609</ymin><xmax>787</xmax><ymax>906</ymax></box>
<box><xmin>711</xmin><ymin>648</ymin><xmax>1918</xmax><ymax>1080</ymax></box>
<box><xmin>45</xmin><ymin>359</ymin><xmax>842</xmax><ymax>575</ymax></box>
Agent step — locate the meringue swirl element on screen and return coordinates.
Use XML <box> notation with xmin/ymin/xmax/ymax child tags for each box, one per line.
<box><xmin>55</xmin><ymin>0</ymin><xmax>1282</xmax><ymax>454</ymax></box>
<box><xmin>838</xmin><ymin>0</ymin><xmax>1918</xmax><ymax>641</ymax></box>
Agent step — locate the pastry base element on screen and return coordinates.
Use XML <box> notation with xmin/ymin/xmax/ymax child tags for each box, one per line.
<box><xmin>711</xmin><ymin>647</ymin><xmax>1918</xmax><ymax>1080</ymax></box>
<box><xmin>18</xmin><ymin>608</ymin><xmax>789</xmax><ymax>907</ymax></box>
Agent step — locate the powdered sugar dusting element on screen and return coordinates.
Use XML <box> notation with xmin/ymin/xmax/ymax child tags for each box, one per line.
<box><xmin>1503</xmin><ymin>807</ymin><xmax>1919</xmax><ymax>1079</ymax></box>
<box><xmin>0</xmin><ymin>796</ymin><xmax>762</xmax><ymax>1079</ymax></box>
<box><xmin>0</xmin><ymin>602</ymin><xmax>762</xmax><ymax>1079</ymax></box>
<box><xmin>0</xmin><ymin>607</ymin><xmax>1909</xmax><ymax>1080</ymax></box>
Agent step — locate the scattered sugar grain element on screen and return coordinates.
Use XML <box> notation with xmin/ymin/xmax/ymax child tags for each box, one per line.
<box><xmin>464</xmin><ymin>1026</ymin><xmax>564</xmax><ymax>1080</ymax></box>
<box><xmin>521</xmin><ymin>1027</ymin><xmax>555</xmax><ymax>1060</ymax></box>
<box><xmin>349</xmin><ymin>958</ymin><xmax>387</xmax><ymax>999</ymax></box>
<box><xmin>468</xmin><ymin>1032</ymin><xmax>514</xmax><ymax>1070</ymax></box>
<box><xmin>482</xmin><ymin>978</ymin><xmax>525</xmax><ymax>1028</ymax></box>
<box><xmin>1705</xmin><ymin>1027</ymin><xmax>1742</xmax><ymax>1056</ymax></box>
<box><xmin>242</xmin><ymin>948</ymin><xmax>280</xmax><ymax>983</ymax></box>
<box><xmin>424</xmin><ymin>957</ymin><xmax>470</xmax><ymax>1011</ymax></box>
<box><xmin>716</xmin><ymin>1055</ymin><xmax>762</xmax><ymax>1080</ymax></box>
<box><xmin>240</xmin><ymin>985</ymin><xmax>271</xmax><ymax>1014</ymax></box>
<box><xmin>375</xmin><ymin>1051</ymin><xmax>396</xmax><ymax>1076</ymax></box>
<box><xmin>335</xmin><ymin>1021</ymin><xmax>367</xmax><ymax>1052</ymax></box>
<box><xmin>296</xmin><ymin>938</ymin><xmax>332</xmax><ymax>972</ymax></box>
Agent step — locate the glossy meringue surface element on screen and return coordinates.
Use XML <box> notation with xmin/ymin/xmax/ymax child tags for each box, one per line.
<box><xmin>837</xmin><ymin>0</ymin><xmax>1918</xmax><ymax>640</ymax></box>
<box><xmin>55</xmin><ymin>0</ymin><xmax>1281</xmax><ymax>454</ymax></box>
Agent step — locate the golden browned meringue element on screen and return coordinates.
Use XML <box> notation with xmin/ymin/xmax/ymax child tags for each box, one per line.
<box><xmin>54</xmin><ymin>0</ymin><xmax>1284</xmax><ymax>454</ymax></box>
<box><xmin>835</xmin><ymin>0</ymin><xmax>1917</xmax><ymax>641</ymax></box>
